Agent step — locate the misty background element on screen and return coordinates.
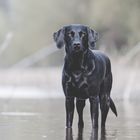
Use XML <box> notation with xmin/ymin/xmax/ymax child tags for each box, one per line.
<box><xmin>0</xmin><ymin>0</ymin><xmax>140</xmax><ymax>99</ymax></box>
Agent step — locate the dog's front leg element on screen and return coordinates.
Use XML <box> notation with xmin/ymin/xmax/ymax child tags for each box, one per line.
<box><xmin>65</xmin><ymin>97</ymin><xmax>75</xmax><ymax>128</ymax></box>
<box><xmin>76</xmin><ymin>99</ymin><xmax>86</xmax><ymax>128</ymax></box>
<box><xmin>89</xmin><ymin>96</ymin><xmax>99</xmax><ymax>128</ymax></box>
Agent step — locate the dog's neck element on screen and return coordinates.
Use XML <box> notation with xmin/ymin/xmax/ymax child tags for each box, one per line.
<box><xmin>66</xmin><ymin>49</ymin><xmax>88</xmax><ymax>71</ymax></box>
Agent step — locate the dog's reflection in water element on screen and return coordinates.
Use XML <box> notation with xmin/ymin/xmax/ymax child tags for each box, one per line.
<box><xmin>65</xmin><ymin>128</ymin><xmax>73</xmax><ymax>140</ymax></box>
<box><xmin>65</xmin><ymin>128</ymin><xmax>106</xmax><ymax>140</ymax></box>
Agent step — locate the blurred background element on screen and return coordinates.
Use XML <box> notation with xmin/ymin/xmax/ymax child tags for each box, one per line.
<box><xmin>0</xmin><ymin>0</ymin><xmax>140</xmax><ymax>99</ymax></box>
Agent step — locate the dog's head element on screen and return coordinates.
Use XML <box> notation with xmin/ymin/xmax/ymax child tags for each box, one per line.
<box><xmin>53</xmin><ymin>24</ymin><xmax>99</xmax><ymax>55</ymax></box>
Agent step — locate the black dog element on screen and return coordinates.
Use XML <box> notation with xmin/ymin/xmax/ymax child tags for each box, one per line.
<box><xmin>53</xmin><ymin>24</ymin><xmax>117</xmax><ymax>129</ymax></box>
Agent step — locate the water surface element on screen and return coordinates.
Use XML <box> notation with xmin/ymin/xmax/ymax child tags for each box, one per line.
<box><xmin>0</xmin><ymin>99</ymin><xmax>140</xmax><ymax>140</ymax></box>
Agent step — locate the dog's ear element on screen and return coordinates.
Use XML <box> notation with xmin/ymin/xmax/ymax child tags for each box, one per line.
<box><xmin>87</xmin><ymin>27</ymin><xmax>99</xmax><ymax>50</ymax></box>
<box><xmin>53</xmin><ymin>28</ymin><xmax>65</xmax><ymax>49</ymax></box>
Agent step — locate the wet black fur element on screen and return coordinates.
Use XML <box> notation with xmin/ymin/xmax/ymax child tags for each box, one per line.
<box><xmin>53</xmin><ymin>24</ymin><xmax>117</xmax><ymax>129</ymax></box>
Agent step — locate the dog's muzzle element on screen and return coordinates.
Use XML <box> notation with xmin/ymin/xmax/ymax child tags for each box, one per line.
<box><xmin>72</xmin><ymin>42</ymin><xmax>82</xmax><ymax>52</ymax></box>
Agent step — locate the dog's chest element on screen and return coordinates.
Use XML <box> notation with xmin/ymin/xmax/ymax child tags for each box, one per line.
<box><xmin>71</xmin><ymin>69</ymin><xmax>91</xmax><ymax>89</ymax></box>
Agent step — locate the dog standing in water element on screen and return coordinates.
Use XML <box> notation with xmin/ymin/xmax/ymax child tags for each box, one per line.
<box><xmin>53</xmin><ymin>24</ymin><xmax>117</xmax><ymax>129</ymax></box>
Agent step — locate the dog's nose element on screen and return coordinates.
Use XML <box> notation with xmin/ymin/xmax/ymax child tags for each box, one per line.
<box><xmin>73</xmin><ymin>43</ymin><xmax>81</xmax><ymax>51</ymax></box>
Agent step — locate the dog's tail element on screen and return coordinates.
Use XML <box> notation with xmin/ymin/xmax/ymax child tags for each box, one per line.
<box><xmin>110</xmin><ymin>98</ymin><xmax>117</xmax><ymax>117</ymax></box>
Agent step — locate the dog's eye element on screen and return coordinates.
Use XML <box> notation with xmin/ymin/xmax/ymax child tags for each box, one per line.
<box><xmin>80</xmin><ymin>32</ymin><xmax>86</xmax><ymax>38</ymax></box>
<box><xmin>67</xmin><ymin>33</ymin><xmax>71</xmax><ymax>37</ymax></box>
<box><xmin>67</xmin><ymin>32</ymin><xmax>74</xmax><ymax>37</ymax></box>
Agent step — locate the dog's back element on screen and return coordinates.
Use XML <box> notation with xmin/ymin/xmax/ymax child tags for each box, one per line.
<box><xmin>93</xmin><ymin>50</ymin><xmax>112</xmax><ymax>77</ymax></box>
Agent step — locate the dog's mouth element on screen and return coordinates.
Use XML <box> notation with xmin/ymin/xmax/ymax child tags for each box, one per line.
<box><xmin>73</xmin><ymin>49</ymin><xmax>82</xmax><ymax>53</ymax></box>
<box><xmin>72</xmin><ymin>44</ymin><xmax>83</xmax><ymax>53</ymax></box>
<box><xmin>71</xmin><ymin>50</ymin><xmax>84</xmax><ymax>58</ymax></box>
<box><xmin>72</xmin><ymin>50</ymin><xmax>83</xmax><ymax>55</ymax></box>
<box><xmin>72</xmin><ymin>46</ymin><xmax>83</xmax><ymax>53</ymax></box>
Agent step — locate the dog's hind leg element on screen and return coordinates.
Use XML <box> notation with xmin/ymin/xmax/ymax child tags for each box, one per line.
<box><xmin>99</xmin><ymin>74</ymin><xmax>112</xmax><ymax>128</ymax></box>
<box><xmin>100</xmin><ymin>94</ymin><xmax>110</xmax><ymax>128</ymax></box>
<box><xmin>76</xmin><ymin>98</ymin><xmax>86</xmax><ymax>128</ymax></box>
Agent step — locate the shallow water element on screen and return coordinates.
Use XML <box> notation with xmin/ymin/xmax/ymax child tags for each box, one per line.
<box><xmin>0</xmin><ymin>99</ymin><xmax>140</xmax><ymax>140</ymax></box>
